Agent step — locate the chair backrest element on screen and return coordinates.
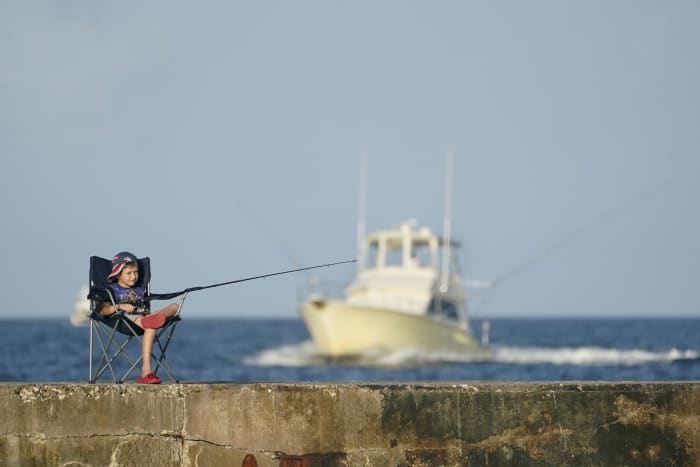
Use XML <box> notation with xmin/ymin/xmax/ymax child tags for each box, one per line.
<box><xmin>88</xmin><ymin>255</ymin><xmax>152</xmax><ymax>332</ymax></box>
<box><xmin>89</xmin><ymin>256</ymin><xmax>152</xmax><ymax>312</ymax></box>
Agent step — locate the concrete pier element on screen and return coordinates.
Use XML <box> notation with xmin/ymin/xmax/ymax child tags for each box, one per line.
<box><xmin>0</xmin><ymin>382</ymin><xmax>698</xmax><ymax>466</ymax></box>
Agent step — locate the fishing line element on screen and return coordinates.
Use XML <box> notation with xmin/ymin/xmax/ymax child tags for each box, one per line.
<box><xmin>146</xmin><ymin>259</ymin><xmax>356</xmax><ymax>301</ymax></box>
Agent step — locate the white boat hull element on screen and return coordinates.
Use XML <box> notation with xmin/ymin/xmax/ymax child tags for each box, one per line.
<box><xmin>300</xmin><ymin>299</ymin><xmax>490</xmax><ymax>359</ymax></box>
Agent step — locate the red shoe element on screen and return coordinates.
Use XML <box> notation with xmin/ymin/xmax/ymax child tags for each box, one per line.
<box><xmin>141</xmin><ymin>313</ymin><xmax>166</xmax><ymax>329</ymax></box>
<box><xmin>136</xmin><ymin>373</ymin><xmax>162</xmax><ymax>384</ymax></box>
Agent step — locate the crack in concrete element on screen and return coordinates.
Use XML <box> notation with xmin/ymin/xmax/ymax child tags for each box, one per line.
<box><xmin>183</xmin><ymin>437</ymin><xmax>237</xmax><ymax>448</ymax></box>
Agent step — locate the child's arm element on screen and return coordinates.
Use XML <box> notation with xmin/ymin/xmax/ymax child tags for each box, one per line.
<box><xmin>99</xmin><ymin>301</ymin><xmax>135</xmax><ymax>316</ymax></box>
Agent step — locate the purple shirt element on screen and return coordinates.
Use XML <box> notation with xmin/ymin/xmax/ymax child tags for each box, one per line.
<box><xmin>108</xmin><ymin>284</ymin><xmax>146</xmax><ymax>305</ymax></box>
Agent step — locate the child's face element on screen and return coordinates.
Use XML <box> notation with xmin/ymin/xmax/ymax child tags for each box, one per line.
<box><xmin>116</xmin><ymin>263</ymin><xmax>139</xmax><ymax>288</ymax></box>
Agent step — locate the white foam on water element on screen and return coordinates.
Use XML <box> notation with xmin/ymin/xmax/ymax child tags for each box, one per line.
<box><xmin>242</xmin><ymin>340</ymin><xmax>325</xmax><ymax>367</ymax></box>
<box><xmin>243</xmin><ymin>340</ymin><xmax>699</xmax><ymax>368</ymax></box>
<box><xmin>491</xmin><ymin>346</ymin><xmax>699</xmax><ymax>366</ymax></box>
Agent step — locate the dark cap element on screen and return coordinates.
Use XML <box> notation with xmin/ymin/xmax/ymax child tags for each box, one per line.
<box><xmin>107</xmin><ymin>251</ymin><xmax>138</xmax><ymax>281</ymax></box>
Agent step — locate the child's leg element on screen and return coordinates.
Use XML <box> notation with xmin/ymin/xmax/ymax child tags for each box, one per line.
<box><xmin>157</xmin><ymin>303</ymin><xmax>179</xmax><ymax>318</ymax></box>
<box><xmin>134</xmin><ymin>303</ymin><xmax>179</xmax><ymax>379</ymax></box>
<box><xmin>139</xmin><ymin>303</ymin><xmax>178</xmax><ymax>329</ymax></box>
<box><xmin>141</xmin><ymin>328</ymin><xmax>156</xmax><ymax>377</ymax></box>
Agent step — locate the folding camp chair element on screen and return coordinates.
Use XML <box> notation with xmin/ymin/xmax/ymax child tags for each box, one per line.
<box><xmin>87</xmin><ymin>255</ymin><xmax>187</xmax><ymax>384</ymax></box>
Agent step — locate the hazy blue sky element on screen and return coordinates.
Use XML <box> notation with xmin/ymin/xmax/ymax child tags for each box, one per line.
<box><xmin>2</xmin><ymin>2</ymin><xmax>698</xmax><ymax>319</ymax></box>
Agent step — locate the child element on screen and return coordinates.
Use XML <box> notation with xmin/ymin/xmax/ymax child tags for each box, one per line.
<box><xmin>100</xmin><ymin>251</ymin><xmax>179</xmax><ymax>384</ymax></box>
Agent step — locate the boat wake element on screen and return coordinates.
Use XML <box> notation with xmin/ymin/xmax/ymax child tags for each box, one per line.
<box><xmin>492</xmin><ymin>345</ymin><xmax>698</xmax><ymax>367</ymax></box>
<box><xmin>242</xmin><ymin>340</ymin><xmax>700</xmax><ymax>368</ymax></box>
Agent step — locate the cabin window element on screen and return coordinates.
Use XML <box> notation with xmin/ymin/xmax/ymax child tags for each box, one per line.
<box><xmin>385</xmin><ymin>248</ymin><xmax>402</xmax><ymax>267</ymax></box>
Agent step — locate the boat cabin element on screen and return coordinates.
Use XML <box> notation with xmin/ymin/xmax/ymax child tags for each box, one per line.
<box><xmin>346</xmin><ymin>220</ymin><xmax>467</xmax><ymax>322</ymax></box>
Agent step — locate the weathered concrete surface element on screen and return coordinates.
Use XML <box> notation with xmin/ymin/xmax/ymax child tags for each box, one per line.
<box><xmin>0</xmin><ymin>382</ymin><xmax>698</xmax><ymax>466</ymax></box>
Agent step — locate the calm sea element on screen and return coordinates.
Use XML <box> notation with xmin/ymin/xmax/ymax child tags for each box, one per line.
<box><xmin>1</xmin><ymin>318</ymin><xmax>698</xmax><ymax>383</ymax></box>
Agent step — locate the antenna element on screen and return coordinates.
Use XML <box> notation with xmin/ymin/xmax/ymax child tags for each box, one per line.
<box><xmin>440</xmin><ymin>150</ymin><xmax>454</xmax><ymax>292</ymax></box>
<box><xmin>356</xmin><ymin>151</ymin><xmax>368</xmax><ymax>272</ymax></box>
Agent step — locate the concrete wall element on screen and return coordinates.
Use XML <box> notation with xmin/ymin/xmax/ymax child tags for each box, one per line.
<box><xmin>0</xmin><ymin>382</ymin><xmax>698</xmax><ymax>466</ymax></box>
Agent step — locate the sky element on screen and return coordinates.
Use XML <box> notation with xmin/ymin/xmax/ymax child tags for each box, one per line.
<box><xmin>1</xmin><ymin>2</ymin><xmax>698</xmax><ymax>320</ymax></box>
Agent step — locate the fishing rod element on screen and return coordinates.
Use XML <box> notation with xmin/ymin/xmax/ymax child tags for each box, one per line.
<box><xmin>146</xmin><ymin>259</ymin><xmax>356</xmax><ymax>301</ymax></box>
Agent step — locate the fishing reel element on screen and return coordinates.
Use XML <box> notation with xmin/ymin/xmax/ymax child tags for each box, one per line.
<box><xmin>133</xmin><ymin>300</ymin><xmax>148</xmax><ymax>315</ymax></box>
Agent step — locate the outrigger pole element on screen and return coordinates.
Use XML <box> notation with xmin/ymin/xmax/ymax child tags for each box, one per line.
<box><xmin>147</xmin><ymin>259</ymin><xmax>356</xmax><ymax>301</ymax></box>
<box><xmin>467</xmin><ymin>177</ymin><xmax>674</xmax><ymax>309</ymax></box>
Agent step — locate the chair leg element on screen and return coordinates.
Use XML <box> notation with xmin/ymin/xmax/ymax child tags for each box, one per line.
<box><xmin>90</xmin><ymin>317</ymin><xmax>181</xmax><ymax>384</ymax></box>
<box><xmin>89</xmin><ymin>320</ymin><xmax>94</xmax><ymax>383</ymax></box>
<box><xmin>91</xmin><ymin>320</ymin><xmax>142</xmax><ymax>383</ymax></box>
<box><xmin>92</xmin><ymin>325</ymin><xmax>120</xmax><ymax>383</ymax></box>
<box><xmin>95</xmin><ymin>328</ymin><xmax>129</xmax><ymax>383</ymax></box>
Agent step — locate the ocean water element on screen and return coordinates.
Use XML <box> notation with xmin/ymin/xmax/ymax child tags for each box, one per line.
<box><xmin>1</xmin><ymin>318</ymin><xmax>698</xmax><ymax>383</ymax></box>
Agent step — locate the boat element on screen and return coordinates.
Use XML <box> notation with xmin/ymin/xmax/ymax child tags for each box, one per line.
<box><xmin>299</xmin><ymin>219</ymin><xmax>491</xmax><ymax>359</ymax></box>
<box><xmin>298</xmin><ymin>153</ymin><xmax>667</xmax><ymax>360</ymax></box>
<box><xmin>69</xmin><ymin>285</ymin><xmax>90</xmax><ymax>327</ymax></box>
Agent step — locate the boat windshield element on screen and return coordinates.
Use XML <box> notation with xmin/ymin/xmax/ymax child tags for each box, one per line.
<box><xmin>365</xmin><ymin>238</ymin><xmax>434</xmax><ymax>269</ymax></box>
